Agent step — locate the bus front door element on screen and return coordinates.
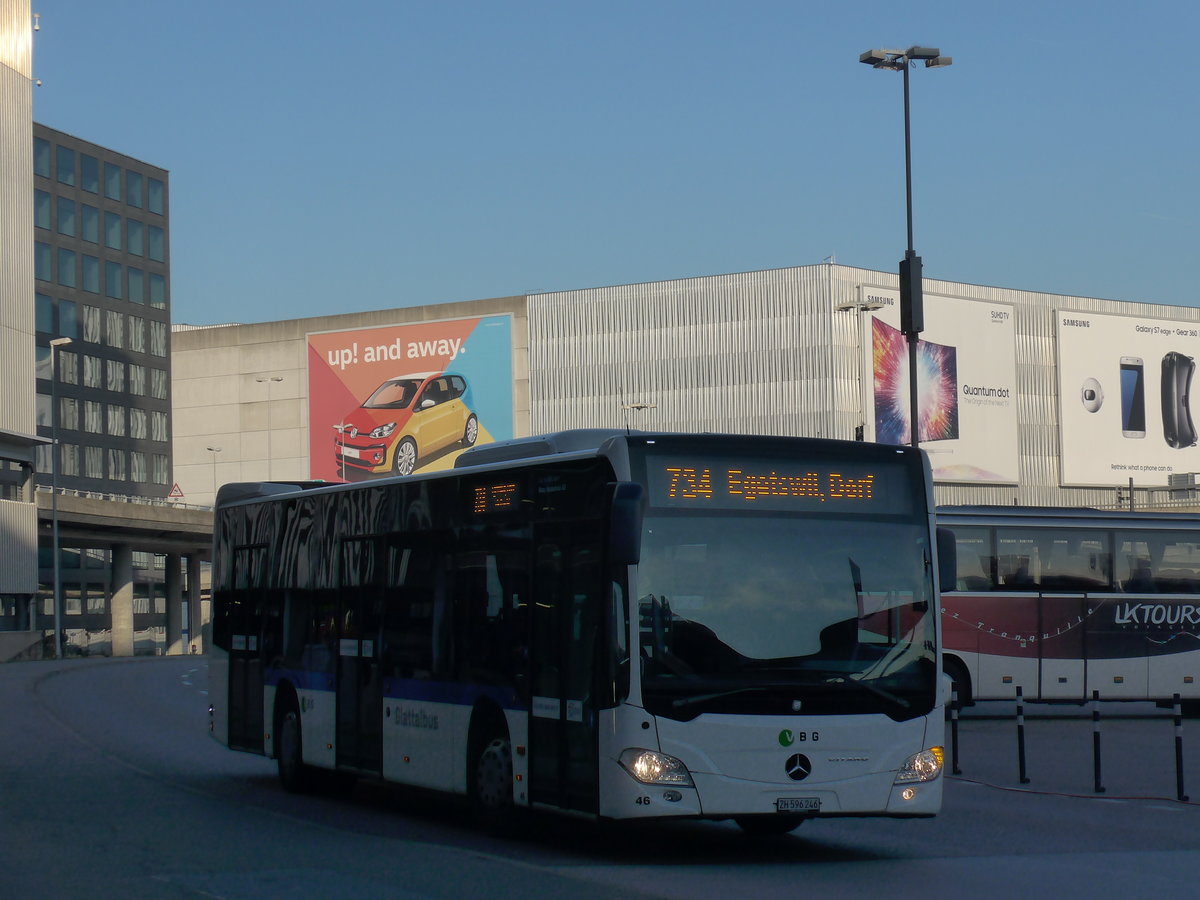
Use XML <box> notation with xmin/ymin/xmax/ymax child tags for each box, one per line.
<box><xmin>529</xmin><ymin>535</ymin><xmax>601</xmax><ymax>813</ymax></box>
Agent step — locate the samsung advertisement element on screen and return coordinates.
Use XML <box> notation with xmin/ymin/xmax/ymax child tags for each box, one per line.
<box><xmin>1056</xmin><ymin>310</ymin><xmax>1200</xmax><ymax>487</ymax></box>
<box><xmin>859</xmin><ymin>286</ymin><xmax>1019</xmax><ymax>484</ymax></box>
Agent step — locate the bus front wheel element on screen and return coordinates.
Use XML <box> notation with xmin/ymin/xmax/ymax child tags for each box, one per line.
<box><xmin>472</xmin><ymin>735</ymin><xmax>514</xmax><ymax>825</ymax></box>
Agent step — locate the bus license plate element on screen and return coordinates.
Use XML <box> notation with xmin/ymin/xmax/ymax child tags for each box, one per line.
<box><xmin>776</xmin><ymin>797</ymin><xmax>820</xmax><ymax>812</ymax></box>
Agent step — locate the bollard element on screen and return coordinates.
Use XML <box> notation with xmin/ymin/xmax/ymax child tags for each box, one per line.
<box><xmin>1092</xmin><ymin>690</ymin><xmax>1105</xmax><ymax>793</ymax></box>
<box><xmin>1174</xmin><ymin>694</ymin><xmax>1189</xmax><ymax>803</ymax></box>
<box><xmin>1016</xmin><ymin>686</ymin><xmax>1030</xmax><ymax>784</ymax></box>
<box><xmin>950</xmin><ymin>688</ymin><xmax>962</xmax><ymax>775</ymax></box>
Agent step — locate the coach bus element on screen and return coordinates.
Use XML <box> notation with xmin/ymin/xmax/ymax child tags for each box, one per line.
<box><xmin>939</xmin><ymin>505</ymin><xmax>1200</xmax><ymax>711</ymax></box>
<box><xmin>210</xmin><ymin>430</ymin><xmax>952</xmax><ymax>834</ymax></box>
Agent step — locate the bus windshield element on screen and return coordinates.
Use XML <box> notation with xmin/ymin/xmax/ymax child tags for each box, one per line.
<box><xmin>637</xmin><ymin>512</ymin><xmax>937</xmax><ymax>721</ymax></box>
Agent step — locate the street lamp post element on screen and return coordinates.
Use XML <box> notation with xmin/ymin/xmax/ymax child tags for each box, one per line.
<box><xmin>255</xmin><ymin>375</ymin><xmax>284</xmax><ymax>479</ymax></box>
<box><xmin>206</xmin><ymin>446</ymin><xmax>222</xmax><ymax>503</ymax></box>
<box><xmin>48</xmin><ymin>336</ymin><xmax>72</xmax><ymax>659</ymax></box>
<box><xmin>859</xmin><ymin>46</ymin><xmax>952</xmax><ymax>447</ymax></box>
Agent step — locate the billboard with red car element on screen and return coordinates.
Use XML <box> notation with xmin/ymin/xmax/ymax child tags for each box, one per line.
<box><xmin>307</xmin><ymin>315</ymin><xmax>513</xmax><ymax>482</ymax></box>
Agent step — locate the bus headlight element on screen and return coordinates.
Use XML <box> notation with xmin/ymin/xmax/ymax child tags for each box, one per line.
<box><xmin>619</xmin><ymin>748</ymin><xmax>694</xmax><ymax>786</ymax></box>
<box><xmin>894</xmin><ymin>746</ymin><xmax>944</xmax><ymax>784</ymax></box>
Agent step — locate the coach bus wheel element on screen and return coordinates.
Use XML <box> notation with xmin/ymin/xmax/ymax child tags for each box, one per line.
<box><xmin>393</xmin><ymin>438</ymin><xmax>418</xmax><ymax>476</ymax></box>
<box><xmin>462</xmin><ymin>415</ymin><xmax>479</xmax><ymax>447</ymax></box>
<box><xmin>276</xmin><ymin>699</ymin><xmax>311</xmax><ymax>794</ymax></box>
<box><xmin>734</xmin><ymin>815</ymin><xmax>805</xmax><ymax>835</ymax></box>
<box><xmin>473</xmin><ymin>735</ymin><xmax>514</xmax><ymax>825</ymax></box>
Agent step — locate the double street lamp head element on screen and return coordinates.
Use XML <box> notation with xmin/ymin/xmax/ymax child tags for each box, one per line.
<box><xmin>859</xmin><ymin>47</ymin><xmax>952</xmax><ymax>70</ymax></box>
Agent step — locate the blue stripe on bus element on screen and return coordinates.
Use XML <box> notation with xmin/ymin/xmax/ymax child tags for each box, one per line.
<box><xmin>263</xmin><ymin>668</ymin><xmax>523</xmax><ymax>711</ymax></box>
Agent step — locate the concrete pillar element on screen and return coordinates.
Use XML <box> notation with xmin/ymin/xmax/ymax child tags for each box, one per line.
<box><xmin>165</xmin><ymin>553</ymin><xmax>183</xmax><ymax>655</ymax></box>
<box><xmin>185</xmin><ymin>554</ymin><xmax>204</xmax><ymax>654</ymax></box>
<box><xmin>111</xmin><ymin>544</ymin><xmax>134</xmax><ymax>657</ymax></box>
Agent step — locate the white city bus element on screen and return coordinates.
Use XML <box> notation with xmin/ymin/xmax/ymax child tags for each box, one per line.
<box><xmin>210</xmin><ymin>430</ymin><xmax>952</xmax><ymax>834</ymax></box>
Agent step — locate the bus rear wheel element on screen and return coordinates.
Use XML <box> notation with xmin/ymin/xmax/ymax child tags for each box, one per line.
<box><xmin>276</xmin><ymin>699</ymin><xmax>312</xmax><ymax>794</ymax></box>
<box><xmin>734</xmin><ymin>815</ymin><xmax>805</xmax><ymax>836</ymax></box>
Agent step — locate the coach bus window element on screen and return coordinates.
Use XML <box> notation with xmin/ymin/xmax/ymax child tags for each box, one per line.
<box><xmin>951</xmin><ymin>527</ymin><xmax>993</xmax><ymax>590</ymax></box>
<box><xmin>1116</xmin><ymin>532</ymin><xmax>1200</xmax><ymax>592</ymax></box>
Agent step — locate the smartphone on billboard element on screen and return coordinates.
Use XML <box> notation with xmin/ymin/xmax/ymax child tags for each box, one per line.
<box><xmin>1120</xmin><ymin>356</ymin><xmax>1146</xmax><ymax>439</ymax></box>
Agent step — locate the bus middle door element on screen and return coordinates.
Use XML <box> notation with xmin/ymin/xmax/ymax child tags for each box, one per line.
<box><xmin>336</xmin><ymin>537</ymin><xmax>384</xmax><ymax>773</ymax></box>
<box><xmin>529</xmin><ymin>529</ymin><xmax>602</xmax><ymax>814</ymax></box>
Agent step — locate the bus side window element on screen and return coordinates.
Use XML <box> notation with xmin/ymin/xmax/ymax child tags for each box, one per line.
<box><xmin>382</xmin><ymin>544</ymin><xmax>439</xmax><ymax>679</ymax></box>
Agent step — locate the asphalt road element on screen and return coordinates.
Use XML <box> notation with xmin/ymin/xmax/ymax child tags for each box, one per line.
<box><xmin>3</xmin><ymin>657</ymin><xmax>1200</xmax><ymax>899</ymax></box>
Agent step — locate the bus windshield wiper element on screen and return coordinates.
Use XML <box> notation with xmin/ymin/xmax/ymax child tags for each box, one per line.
<box><xmin>669</xmin><ymin>684</ymin><xmax>797</xmax><ymax>711</ymax></box>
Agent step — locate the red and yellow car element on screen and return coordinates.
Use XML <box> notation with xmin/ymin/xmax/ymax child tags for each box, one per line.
<box><xmin>333</xmin><ymin>372</ymin><xmax>477</xmax><ymax>476</ymax></box>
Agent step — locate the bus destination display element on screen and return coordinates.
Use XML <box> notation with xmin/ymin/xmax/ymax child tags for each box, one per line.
<box><xmin>647</xmin><ymin>455</ymin><xmax>911</xmax><ymax>515</ymax></box>
<box><xmin>470</xmin><ymin>480</ymin><xmax>520</xmax><ymax>515</ymax></box>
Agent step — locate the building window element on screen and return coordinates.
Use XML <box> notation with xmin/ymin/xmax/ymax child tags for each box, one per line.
<box><xmin>106</xmin><ymin>359</ymin><xmax>126</xmax><ymax>393</ymax></box>
<box><xmin>35</xmin><ymin>294</ymin><xmax>53</xmax><ymax>333</ymax></box>
<box><xmin>82</xmin><ymin>255</ymin><xmax>100</xmax><ymax>293</ymax></box>
<box><xmin>104</xmin><ymin>212</ymin><xmax>121</xmax><ymax>250</ymax></box>
<box><xmin>34</xmin><ymin>345</ymin><xmax>50</xmax><ymax>380</ymax></box>
<box><xmin>105</xmin><ymin>262</ymin><xmax>123</xmax><ymax>300</ymax></box>
<box><xmin>85</xmin><ymin>446</ymin><xmax>103</xmax><ymax>479</ymax></box>
<box><xmin>36</xmin><ymin>394</ymin><xmax>50</xmax><ymax>429</ymax></box>
<box><xmin>34</xmin><ymin>137</ymin><xmax>50</xmax><ymax>177</ymax></box>
<box><xmin>151</xmin><ymin>411</ymin><xmax>168</xmax><ymax>442</ymax></box>
<box><xmin>57</xmin><ymin>249</ymin><xmax>76</xmax><ymax>288</ymax></box>
<box><xmin>128</xmin><ymin>267</ymin><xmax>144</xmax><ymax>304</ymax></box>
<box><xmin>83</xmin><ymin>356</ymin><xmax>102</xmax><ymax>389</ymax></box>
<box><xmin>130</xmin><ymin>408</ymin><xmax>147</xmax><ymax>439</ymax></box>
<box><xmin>129</xmin><ymin>365</ymin><xmax>146</xmax><ymax>395</ymax></box>
<box><xmin>104</xmin><ymin>163</ymin><xmax>121</xmax><ymax>200</ymax></box>
<box><xmin>149</xmin><ymin>273</ymin><xmax>166</xmax><ymax>309</ymax></box>
<box><xmin>60</xmin><ymin>299</ymin><xmax>78</xmax><ymax>339</ymax></box>
<box><xmin>59</xmin><ymin>397</ymin><xmax>78</xmax><ymax>431</ymax></box>
<box><xmin>150</xmin><ymin>368</ymin><xmax>168</xmax><ymax>399</ymax></box>
<box><xmin>56</xmin><ymin>146</ymin><xmax>75</xmax><ymax>185</ymax></box>
<box><xmin>148</xmin><ymin>178</ymin><xmax>164</xmax><ymax>215</ymax></box>
<box><xmin>126</xmin><ymin>171</ymin><xmax>142</xmax><ymax>208</ymax></box>
<box><xmin>108</xmin><ymin>449</ymin><xmax>127</xmax><ymax>482</ymax></box>
<box><xmin>105</xmin><ymin>310</ymin><xmax>124</xmax><ymax>349</ymax></box>
<box><xmin>81</xmin><ymin>204</ymin><xmax>99</xmax><ymax>243</ymax></box>
<box><xmin>60</xmin><ymin>444</ymin><xmax>80</xmax><ymax>477</ymax></box>
<box><xmin>149</xmin><ymin>321</ymin><xmax>167</xmax><ymax>357</ymax></box>
<box><xmin>127</xmin><ymin>219</ymin><xmax>143</xmax><ymax>256</ymax></box>
<box><xmin>35</xmin><ymin>242</ymin><xmax>51</xmax><ymax>281</ymax></box>
<box><xmin>130</xmin><ymin>451</ymin><xmax>147</xmax><ymax>483</ymax></box>
<box><xmin>56</xmin><ymin>197</ymin><xmax>76</xmax><ymax>236</ymax></box>
<box><xmin>152</xmin><ymin>454</ymin><xmax>168</xmax><ymax>485</ymax></box>
<box><xmin>35</xmin><ymin>190</ymin><xmax>50</xmax><ymax>229</ymax></box>
<box><xmin>83</xmin><ymin>400</ymin><xmax>103</xmax><ymax>433</ymax></box>
<box><xmin>80</xmin><ymin>154</ymin><xmax>98</xmax><ymax>193</ymax></box>
<box><xmin>59</xmin><ymin>350</ymin><xmax>78</xmax><ymax>385</ymax></box>
<box><xmin>148</xmin><ymin>225</ymin><xmax>164</xmax><ymax>262</ymax></box>
<box><xmin>82</xmin><ymin>306</ymin><xmax>101</xmax><ymax>343</ymax></box>
<box><xmin>128</xmin><ymin>316</ymin><xmax>145</xmax><ymax>353</ymax></box>
<box><xmin>107</xmin><ymin>404</ymin><xmax>126</xmax><ymax>436</ymax></box>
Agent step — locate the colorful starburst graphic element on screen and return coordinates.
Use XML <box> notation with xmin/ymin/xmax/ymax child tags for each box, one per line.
<box><xmin>872</xmin><ymin>318</ymin><xmax>960</xmax><ymax>445</ymax></box>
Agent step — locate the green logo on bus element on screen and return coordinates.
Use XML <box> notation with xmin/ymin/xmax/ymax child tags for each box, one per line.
<box><xmin>779</xmin><ymin>729</ymin><xmax>795</xmax><ymax>747</ymax></box>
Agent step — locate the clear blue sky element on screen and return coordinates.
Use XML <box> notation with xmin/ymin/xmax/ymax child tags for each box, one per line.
<box><xmin>30</xmin><ymin>0</ymin><xmax>1200</xmax><ymax>325</ymax></box>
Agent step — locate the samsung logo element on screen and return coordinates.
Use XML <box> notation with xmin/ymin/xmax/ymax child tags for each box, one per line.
<box><xmin>1062</xmin><ymin>318</ymin><xmax>1090</xmax><ymax>327</ymax></box>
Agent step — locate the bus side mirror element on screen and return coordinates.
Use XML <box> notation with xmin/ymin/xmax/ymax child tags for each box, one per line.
<box><xmin>609</xmin><ymin>482</ymin><xmax>645</xmax><ymax>566</ymax></box>
<box><xmin>936</xmin><ymin>526</ymin><xmax>957</xmax><ymax>594</ymax></box>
